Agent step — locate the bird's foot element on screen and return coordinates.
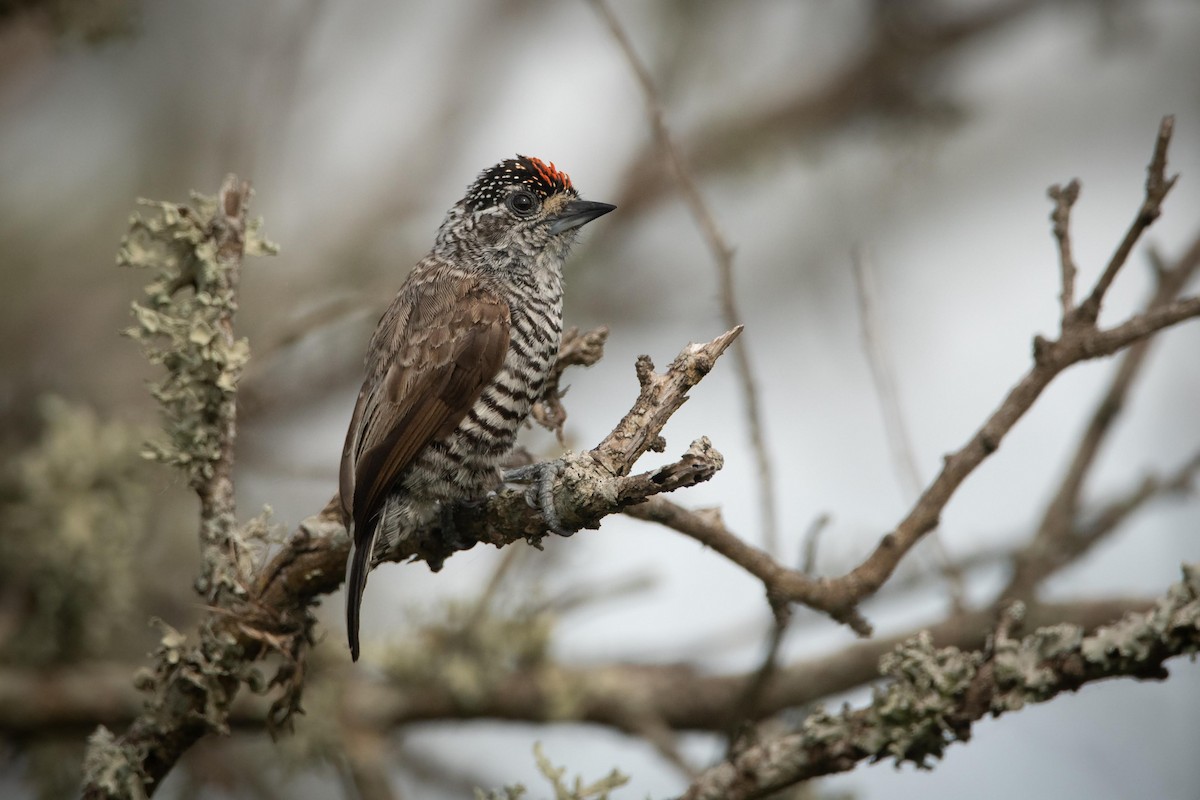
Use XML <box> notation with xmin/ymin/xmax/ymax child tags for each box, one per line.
<box><xmin>503</xmin><ymin>458</ymin><xmax>574</xmax><ymax>536</ymax></box>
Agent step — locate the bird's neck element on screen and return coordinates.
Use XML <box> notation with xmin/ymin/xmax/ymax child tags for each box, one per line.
<box><xmin>490</xmin><ymin>245</ymin><xmax>565</xmax><ymax>307</ymax></box>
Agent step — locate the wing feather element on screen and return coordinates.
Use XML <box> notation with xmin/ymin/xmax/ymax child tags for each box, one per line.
<box><xmin>341</xmin><ymin>268</ymin><xmax>509</xmax><ymax>660</ymax></box>
<box><xmin>341</xmin><ymin>270</ymin><xmax>510</xmax><ymax>536</ymax></box>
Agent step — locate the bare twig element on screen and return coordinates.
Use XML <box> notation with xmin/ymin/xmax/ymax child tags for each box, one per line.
<box><xmin>588</xmin><ymin>0</ymin><xmax>780</xmax><ymax>557</ymax></box>
<box><xmin>721</xmin><ymin>514</ymin><xmax>830</xmax><ymax>758</ymax></box>
<box><xmin>826</xmin><ymin>117</ymin><xmax>1192</xmax><ymax>622</ymax></box>
<box><xmin>462</xmin><ymin>545</ymin><xmax>524</xmax><ymax>631</ymax></box>
<box><xmin>1007</xmin><ymin>450</ymin><xmax>1200</xmax><ymax>602</ymax></box>
<box><xmin>723</xmin><ymin>603</ymin><xmax>791</xmax><ymax>759</ymax></box>
<box><xmin>1073</xmin><ymin>116</ymin><xmax>1179</xmax><ymax>325</ymax></box>
<box><xmin>1005</xmin><ymin>231</ymin><xmax>1200</xmax><ymax>600</ymax></box>
<box><xmin>1047</xmin><ymin>179</ymin><xmax>1081</xmax><ymax>327</ymax></box>
<box><xmin>850</xmin><ymin>245</ymin><xmax>963</xmax><ymax>609</ymax></box>
<box><xmin>800</xmin><ymin>513</ymin><xmax>831</xmax><ymax>578</ymax></box>
<box><xmin>530</xmin><ymin>325</ymin><xmax>610</xmax><ymax>442</ymax></box>
<box><xmin>591</xmin><ymin>328</ymin><xmax>741</xmax><ymax>476</ymax></box>
<box><xmin>627</xmin><ymin>119</ymin><xmax>1198</xmax><ymax>634</ymax></box>
<box><xmin>541</xmin><ymin>572</ymin><xmax>657</xmax><ymax>617</ymax></box>
<box><xmin>600</xmin><ymin>0</ymin><xmax>1049</xmax><ymax>220</ymax></box>
<box><xmin>1081</xmin><ymin>452</ymin><xmax>1200</xmax><ymax>536</ymax></box>
<box><xmin>850</xmin><ymin>245</ymin><xmax>923</xmax><ymax>500</ymax></box>
<box><xmin>340</xmin><ymin>730</ymin><xmax>398</xmax><ymax>800</ymax></box>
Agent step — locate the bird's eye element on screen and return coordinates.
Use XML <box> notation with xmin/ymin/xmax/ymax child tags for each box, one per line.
<box><xmin>506</xmin><ymin>190</ymin><xmax>537</xmax><ymax>216</ymax></box>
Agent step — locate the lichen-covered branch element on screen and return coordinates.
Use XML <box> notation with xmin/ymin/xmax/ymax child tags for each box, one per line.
<box><xmin>82</xmin><ymin>175</ymin><xmax>738</xmax><ymax>797</ymax></box>
<box><xmin>83</xmin><ymin>177</ymin><xmax>281</xmax><ymax>800</ymax></box>
<box><xmin>115</xmin><ymin>176</ymin><xmax>276</xmax><ymax>602</ymax></box>
<box><xmin>253</xmin><ymin>328</ymin><xmax>740</xmax><ymax>606</ymax></box>
<box><xmin>681</xmin><ymin>564</ymin><xmax>1200</xmax><ymax>800</ymax></box>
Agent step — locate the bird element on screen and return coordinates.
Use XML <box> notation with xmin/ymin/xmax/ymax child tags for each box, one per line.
<box><xmin>339</xmin><ymin>155</ymin><xmax>614</xmax><ymax>661</ymax></box>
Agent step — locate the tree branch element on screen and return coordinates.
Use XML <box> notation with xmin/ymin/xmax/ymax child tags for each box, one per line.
<box><xmin>1074</xmin><ymin>116</ymin><xmax>1179</xmax><ymax>326</ymax></box>
<box><xmin>83</xmin><ymin>252</ymin><xmax>740</xmax><ymax>798</ymax></box>
<box><xmin>629</xmin><ymin>117</ymin><xmax>1199</xmax><ymax>636</ymax></box>
<box><xmin>85</xmin><ymin>176</ymin><xmax>277</xmax><ymax>800</ymax></box>
<box><xmin>599</xmin><ymin>0</ymin><xmax>1050</xmax><ymax>221</ymax></box>
<box><xmin>1005</xmin><ymin>231</ymin><xmax>1200</xmax><ymax>600</ymax></box>
<box><xmin>851</xmin><ymin>244</ymin><xmax>963</xmax><ymax>608</ymax></box>
<box><xmin>7</xmin><ymin>599</ymin><xmax>1143</xmax><ymax>737</ymax></box>
<box><xmin>1048</xmin><ymin>178</ymin><xmax>1081</xmax><ymax>327</ymax></box>
<box><xmin>589</xmin><ymin>0</ymin><xmax>780</xmax><ymax>556</ymax></box>
<box><xmin>681</xmin><ymin>564</ymin><xmax>1200</xmax><ymax>799</ymax></box>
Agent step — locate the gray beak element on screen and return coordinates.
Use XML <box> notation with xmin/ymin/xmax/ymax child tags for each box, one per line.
<box><xmin>548</xmin><ymin>199</ymin><xmax>616</xmax><ymax>235</ymax></box>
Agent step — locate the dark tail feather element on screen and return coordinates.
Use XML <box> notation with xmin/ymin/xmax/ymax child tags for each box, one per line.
<box><xmin>345</xmin><ymin>520</ymin><xmax>376</xmax><ymax>662</ymax></box>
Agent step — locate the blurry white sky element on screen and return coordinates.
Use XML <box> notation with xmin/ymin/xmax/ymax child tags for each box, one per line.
<box><xmin>2</xmin><ymin>1</ymin><xmax>1200</xmax><ymax>798</ymax></box>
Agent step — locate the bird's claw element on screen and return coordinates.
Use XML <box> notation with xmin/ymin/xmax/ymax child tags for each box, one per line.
<box><xmin>503</xmin><ymin>459</ymin><xmax>574</xmax><ymax>536</ymax></box>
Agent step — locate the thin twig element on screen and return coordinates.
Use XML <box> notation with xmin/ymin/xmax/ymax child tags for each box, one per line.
<box><xmin>601</xmin><ymin>0</ymin><xmax>1048</xmax><ymax>220</ymax></box>
<box><xmin>722</xmin><ymin>512</ymin><xmax>832</xmax><ymax>757</ymax></box>
<box><xmin>1007</xmin><ymin>449</ymin><xmax>1200</xmax><ymax>602</ymax></box>
<box><xmin>722</xmin><ymin>604</ymin><xmax>790</xmax><ymax>759</ymax></box>
<box><xmin>1074</xmin><ymin>116</ymin><xmax>1178</xmax><ymax>325</ymax></box>
<box><xmin>850</xmin><ymin>245</ymin><xmax>964</xmax><ymax>609</ymax></box>
<box><xmin>625</xmin><ymin>118</ymin><xmax>1197</xmax><ymax>632</ymax></box>
<box><xmin>462</xmin><ymin>546</ymin><xmax>524</xmax><ymax>631</ymax></box>
<box><xmin>340</xmin><ymin>730</ymin><xmax>398</xmax><ymax>800</ymax></box>
<box><xmin>588</xmin><ymin>0</ymin><xmax>780</xmax><ymax>557</ymax></box>
<box><xmin>850</xmin><ymin>245</ymin><xmax>924</xmax><ymax>500</ymax></box>
<box><xmin>800</xmin><ymin>512</ymin><xmax>831</xmax><ymax>577</ymax></box>
<box><xmin>1004</xmin><ymin>231</ymin><xmax>1200</xmax><ymax>600</ymax></box>
<box><xmin>1047</xmin><ymin>179</ymin><xmax>1081</xmax><ymax>327</ymax></box>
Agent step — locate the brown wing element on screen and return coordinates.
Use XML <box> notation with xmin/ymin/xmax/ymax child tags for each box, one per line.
<box><xmin>338</xmin><ymin>269</ymin><xmax>510</xmax><ymax>535</ymax></box>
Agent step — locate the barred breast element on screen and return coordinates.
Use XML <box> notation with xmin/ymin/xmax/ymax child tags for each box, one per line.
<box><xmin>397</xmin><ymin>278</ymin><xmax>563</xmax><ymax>506</ymax></box>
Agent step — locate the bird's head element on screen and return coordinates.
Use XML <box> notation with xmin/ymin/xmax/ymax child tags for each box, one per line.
<box><xmin>454</xmin><ymin>155</ymin><xmax>615</xmax><ymax>254</ymax></box>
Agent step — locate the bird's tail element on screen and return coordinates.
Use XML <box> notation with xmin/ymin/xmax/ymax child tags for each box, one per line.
<box><xmin>345</xmin><ymin>520</ymin><xmax>376</xmax><ymax>662</ymax></box>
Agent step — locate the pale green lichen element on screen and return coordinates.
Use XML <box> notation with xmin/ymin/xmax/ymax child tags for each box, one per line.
<box><xmin>800</xmin><ymin>630</ymin><xmax>982</xmax><ymax>770</ymax></box>
<box><xmin>0</xmin><ymin>396</ymin><xmax>151</xmax><ymax>666</ymax></box>
<box><xmin>475</xmin><ymin>788</ymin><xmax>529</xmax><ymax>800</ymax></box>
<box><xmin>118</xmin><ymin>192</ymin><xmax>275</xmax><ymax>489</ymax></box>
<box><xmin>744</xmin><ymin>566</ymin><xmax>1200</xmax><ymax>794</ymax></box>
<box><xmin>381</xmin><ymin>598</ymin><xmax>557</xmax><ymax>709</ymax></box>
<box><xmin>992</xmin><ymin>624</ymin><xmax>1084</xmax><ymax>708</ymax></box>
<box><xmin>1081</xmin><ymin>563</ymin><xmax>1200</xmax><ymax>666</ymax></box>
<box><xmin>534</xmin><ymin>742</ymin><xmax>629</xmax><ymax>800</ymax></box>
<box><xmin>476</xmin><ymin>743</ymin><xmax>629</xmax><ymax>800</ymax></box>
<box><xmin>82</xmin><ymin>727</ymin><xmax>148</xmax><ymax>800</ymax></box>
<box><xmin>865</xmin><ymin>631</ymin><xmax>980</xmax><ymax>767</ymax></box>
<box><xmin>78</xmin><ymin>184</ymin><xmax>290</xmax><ymax>798</ymax></box>
<box><xmin>989</xmin><ymin>564</ymin><xmax>1200</xmax><ymax>714</ymax></box>
<box><xmin>133</xmin><ymin>616</ymin><xmax>243</xmax><ymax>741</ymax></box>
